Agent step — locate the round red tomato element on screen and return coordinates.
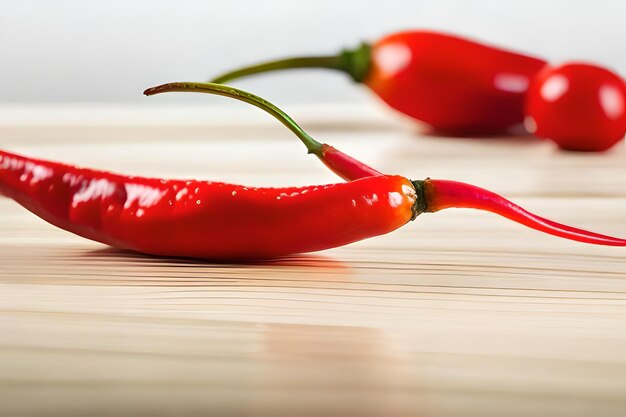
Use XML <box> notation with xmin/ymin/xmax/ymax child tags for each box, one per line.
<box><xmin>525</xmin><ymin>63</ymin><xmax>626</xmax><ymax>151</ymax></box>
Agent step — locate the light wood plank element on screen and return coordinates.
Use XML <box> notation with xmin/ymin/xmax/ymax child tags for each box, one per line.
<box><xmin>1</xmin><ymin>106</ymin><xmax>625</xmax><ymax>417</ymax></box>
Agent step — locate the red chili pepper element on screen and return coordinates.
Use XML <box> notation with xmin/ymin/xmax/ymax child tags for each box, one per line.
<box><xmin>209</xmin><ymin>30</ymin><xmax>547</xmax><ymax>134</ymax></box>
<box><xmin>0</xmin><ymin>151</ymin><xmax>416</xmax><ymax>260</ymax></box>
<box><xmin>1</xmin><ymin>83</ymin><xmax>624</xmax><ymax>262</ymax></box>
<box><xmin>525</xmin><ymin>62</ymin><xmax>626</xmax><ymax>152</ymax></box>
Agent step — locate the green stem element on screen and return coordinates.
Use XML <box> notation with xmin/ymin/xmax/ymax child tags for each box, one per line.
<box><xmin>143</xmin><ymin>82</ymin><xmax>323</xmax><ymax>155</ymax></box>
<box><xmin>209</xmin><ymin>43</ymin><xmax>372</xmax><ymax>84</ymax></box>
<box><xmin>211</xmin><ymin>56</ymin><xmax>341</xmax><ymax>84</ymax></box>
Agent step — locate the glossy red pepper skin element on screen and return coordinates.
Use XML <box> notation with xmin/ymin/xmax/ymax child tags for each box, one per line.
<box><xmin>209</xmin><ymin>31</ymin><xmax>547</xmax><ymax>134</ymax></box>
<box><xmin>525</xmin><ymin>63</ymin><xmax>626</xmax><ymax>152</ymax></box>
<box><xmin>365</xmin><ymin>31</ymin><xmax>547</xmax><ymax>133</ymax></box>
<box><xmin>0</xmin><ymin>150</ymin><xmax>416</xmax><ymax>260</ymax></box>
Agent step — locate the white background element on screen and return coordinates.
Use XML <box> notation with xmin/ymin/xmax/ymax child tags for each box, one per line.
<box><xmin>0</xmin><ymin>0</ymin><xmax>624</xmax><ymax>104</ymax></box>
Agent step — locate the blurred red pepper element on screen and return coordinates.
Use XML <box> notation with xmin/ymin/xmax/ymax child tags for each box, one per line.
<box><xmin>525</xmin><ymin>62</ymin><xmax>626</xmax><ymax>151</ymax></box>
<box><xmin>210</xmin><ymin>30</ymin><xmax>547</xmax><ymax>134</ymax></box>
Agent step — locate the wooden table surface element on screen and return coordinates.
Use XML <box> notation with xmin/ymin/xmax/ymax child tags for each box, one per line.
<box><xmin>1</xmin><ymin>104</ymin><xmax>625</xmax><ymax>416</ymax></box>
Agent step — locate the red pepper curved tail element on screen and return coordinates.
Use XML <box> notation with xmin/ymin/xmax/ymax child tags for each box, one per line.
<box><xmin>422</xmin><ymin>179</ymin><xmax>626</xmax><ymax>246</ymax></box>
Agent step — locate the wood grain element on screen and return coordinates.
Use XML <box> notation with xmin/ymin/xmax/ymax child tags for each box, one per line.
<box><xmin>1</xmin><ymin>106</ymin><xmax>625</xmax><ymax>417</ymax></box>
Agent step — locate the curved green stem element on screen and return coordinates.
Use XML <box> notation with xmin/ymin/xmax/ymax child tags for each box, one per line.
<box><xmin>209</xmin><ymin>43</ymin><xmax>372</xmax><ymax>84</ymax></box>
<box><xmin>211</xmin><ymin>56</ymin><xmax>343</xmax><ymax>84</ymax></box>
<box><xmin>143</xmin><ymin>82</ymin><xmax>382</xmax><ymax>181</ymax></box>
<box><xmin>143</xmin><ymin>82</ymin><xmax>323</xmax><ymax>155</ymax></box>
